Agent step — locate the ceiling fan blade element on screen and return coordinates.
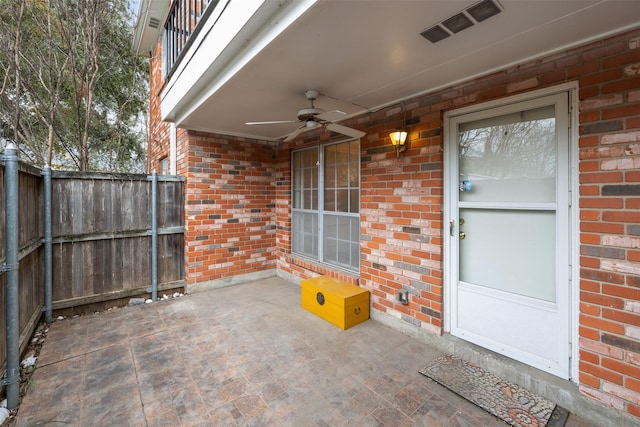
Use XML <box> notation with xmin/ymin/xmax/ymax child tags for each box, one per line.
<box><xmin>326</xmin><ymin>123</ymin><xmax>365</xmax><ymax>139</ymax></box>
<box><xmin>316</xmin><ymin>110</ymin><xmax>346</xmax><ymax>122</ymax></box>
<box><xmin>246</xmin><ymin>120</ymin><xmax>298</xmax><ymax>125</ymax></box>
<box><xmin>283</xmin><ymin>125</ymin><xmax>309</xmax><ymax>142</ymax></box>
<box><xmin>284</xmin><ymin>121</ymin><xmax>320</xmax><ymax>142</ymax></box>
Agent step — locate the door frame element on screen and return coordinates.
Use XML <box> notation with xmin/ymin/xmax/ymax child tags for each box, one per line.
<box><xmin>443</xmin><ymin>82</ymin><xmax>579</xmax><ymax>381</ymax></box>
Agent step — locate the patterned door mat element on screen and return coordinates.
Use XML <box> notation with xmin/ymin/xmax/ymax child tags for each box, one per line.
<box><xmin>420</xmin><ymin>354</ymin><xmax>560</xmax><ymax>427</ymax></box>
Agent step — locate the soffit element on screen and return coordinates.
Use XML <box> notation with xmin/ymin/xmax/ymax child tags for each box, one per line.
<box><xmin>168</xmin><ymin>0</ymin><xmax>640</xmax><ymax>141</ymax></box>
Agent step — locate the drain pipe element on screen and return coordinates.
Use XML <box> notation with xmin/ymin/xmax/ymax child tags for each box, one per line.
<box><xmin>3</xmin><ymin>142</ymin><xmax>20</xmax><ymax>409</ymax></box>
<box><xmin>43</xmin><ymin>164</ymin><xmax>53</xmax><ymax>323</ymax></box>
<box><xmin>151</xmin><ymin>170</ymin><xmax>158</xmax><ymax>302</ymax></box>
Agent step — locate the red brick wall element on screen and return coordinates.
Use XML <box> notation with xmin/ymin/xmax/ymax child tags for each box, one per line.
<box><xmin>275</xmin><ymin>29</ymin><xmax>640</xmax><ymax>416</ymax></box>
<box><xmin>358</xmin><ymin>105</ymin><xmax>445</xmax><ymax>334</ymax></box>
<box><xmin>573</xmin><ymin>32</ymin><xmax>640</xmax><ymax>415</ymax></box>
<box><xmin>182</xmin><ymin>132</ymin><xmax>278</xmax><ymax>283</ymax></box>
<box><xmin>148</xmin><ymin>28</ymin><xmax>640</xmax><ymax>417</ymax></box>
<box><xmin>147</xmin><ymin>40</ymin><xmax>171</xmax><ymax>174</ymax></box>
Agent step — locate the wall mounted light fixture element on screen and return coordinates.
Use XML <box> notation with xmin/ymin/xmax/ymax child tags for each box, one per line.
<box><xmin>389</xmin><ymin>131</ymin><xmax>408</xmax><ymax>157</ymax></box>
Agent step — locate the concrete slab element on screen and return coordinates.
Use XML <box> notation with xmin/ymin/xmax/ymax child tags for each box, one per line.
<box><xmin>14</xmin><ymin>277</ymin><xmax>596</xmax><ymax>426</ymax></box>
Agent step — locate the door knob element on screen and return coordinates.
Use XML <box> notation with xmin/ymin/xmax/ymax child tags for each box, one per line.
<box><xmin>459</xmin><ymin>231</ymin><xmax>466</xmax><ymax>240</ymax></box>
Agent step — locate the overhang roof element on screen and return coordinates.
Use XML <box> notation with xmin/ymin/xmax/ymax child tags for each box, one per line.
<box><xmin>135</xmin><ymin>0</ymin><xmax>640</xmax><ymax>141</ymax></box>
<box><xmin>131</xmin><ymin>0</ymin><xmax>171</xmax><ymax>56</ymax></box>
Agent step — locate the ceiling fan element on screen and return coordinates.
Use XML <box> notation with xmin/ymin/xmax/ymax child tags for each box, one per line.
<box><xmin>246</xmin><ymin>90</ymin><xmax>365</xmax><ymax>142</ymax></box>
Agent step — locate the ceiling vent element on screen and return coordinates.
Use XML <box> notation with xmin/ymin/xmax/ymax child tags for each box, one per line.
<box><xmin>442</xmin><ymin>13</ymin><xmax>474</xmax><ymax>34</ymax></box>
<box><xmin>420</xmin><ymin>0</ymin><xmax>502</xmax><ymax>43</ymax></box>
<box><xmin>467</xmin><ymin>0</ymin><xmax>502</xmax><ymax>22</ymax></box>
<box><xmin>420</xmin><ymin>25</ymin><xmax>450</xmax><ymax>43</ymax></box>
<box><xmin>148</xmin><ymin>17</ymin><xmax>161</xmax><ymax>29</ymax></box>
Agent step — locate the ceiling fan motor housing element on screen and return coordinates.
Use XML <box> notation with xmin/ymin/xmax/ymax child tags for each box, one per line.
<box><xmin>304</xmin><ymin>90</ymin><xmax>319</xmax><ymax>100</ymax></box>
<box><xmin>297</xmin><ymin>107</ymin><xmax>325</xmax><ymax>121</ymax></box>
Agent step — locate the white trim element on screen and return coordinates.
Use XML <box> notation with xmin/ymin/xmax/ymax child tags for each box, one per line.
<box><xmin>131</xmin><ymin>0</ymin><xmax>171</xmax><ymax>55</ymax></box>
<box><xmin>290</xmin><ymin>138</ymin><xmax>362</xmax><ymax>273</ymax></box>
<box><xmin>569</xmin><ymin>85</ymin><xmax>580</xmax><ymax>383</ymax></box>
<box><xmin>169</xmin><ymin>123</ymin><xmax>177</xmax><ymax>175</ymax></box>
<box><xmin>446</xmin><ymin>82</ymin><xmax>578</xmax><ymax>118</ymax></box>
<box><xmin>443</xmin><ymin>83</ymin><xmax>578</xmax><ymax>380</ymax></box>
<box><xmin>162</xmin><ymin>0</ymin><xmax>318</xmax><ymax>125</ymax></box>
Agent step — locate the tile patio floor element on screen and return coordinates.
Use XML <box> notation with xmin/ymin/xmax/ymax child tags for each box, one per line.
<box><xmin>15</xmin><ymin>276</ymin><xmax>595</xmax><ymax>426</ymax></box>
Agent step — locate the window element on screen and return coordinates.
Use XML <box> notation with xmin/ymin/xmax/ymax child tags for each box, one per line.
<box><xmin>160</xmin><ymin>157</ymin><xmax>169</xmax><ymax>175</ymax></box>
<box><xmin>292</xmin><ymin>140</ymin><xmax>360</xmax><ymax>271</ymax></box>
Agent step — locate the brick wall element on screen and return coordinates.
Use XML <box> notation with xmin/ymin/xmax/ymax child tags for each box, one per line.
<box><xmin>147</xmin><ymin>27</ymin><xmax>640</xmax><ymax>417</ymax></box>
<box><xmin>147</xmin><ymin>41</ymin><xmax>171</xmax><ymax>174</ymax></box>
<box><xmin>182</xmin><ymin>132</ymin><xmax>278</xmax><ymax>284</ymax></box>
<box><xmin>275</xmin><ymin>29</ymin><xmax>640</xmax><ymax>416</ymax></box>
<box><xmin>147</xmin><ymin>42</ymin><xmax>278</xmax><ymax>285</ymax></box>
<box><xmin>358</xmin><ymin>105</ymin><xmax>444</xmax><ymax>334</ymax></box>
<box><xmin>572</xmin><ymin>32</ymin><xmax>640</xmax><ymax>416</ymax></box>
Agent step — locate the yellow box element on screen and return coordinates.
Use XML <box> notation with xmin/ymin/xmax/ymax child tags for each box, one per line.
<box><xmin>301</xmin><ymin>276</ymin><xmax>369</xmax><ymax>330</ymax></box>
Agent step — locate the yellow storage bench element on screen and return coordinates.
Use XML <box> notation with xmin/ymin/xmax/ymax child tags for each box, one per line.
<box><xmin>301</xmin><ymin>276</ymin><xmax>369</xmax><ymax>330</ymax></box>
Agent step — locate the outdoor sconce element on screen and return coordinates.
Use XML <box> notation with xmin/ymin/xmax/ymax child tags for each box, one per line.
<box><xmin>389</xmin><ymin>131</ymin><xmax>408</xmax><ymax>157</ymax></box>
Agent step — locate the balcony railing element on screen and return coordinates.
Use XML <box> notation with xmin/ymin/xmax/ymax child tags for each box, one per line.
<box><xmin>165</xmin><ymin>0</ymin><xmax>219</xmax><ymax>78</ymax></box>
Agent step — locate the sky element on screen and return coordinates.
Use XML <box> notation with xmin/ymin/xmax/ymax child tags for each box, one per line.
<box><xmin>130</xmin><ymin>0</ymin><xmax>140</xmax><ymax>15</ymax></box>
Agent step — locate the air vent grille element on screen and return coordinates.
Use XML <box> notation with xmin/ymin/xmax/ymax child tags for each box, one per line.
<box><xmin>467</xmin><ymin>0</ymin><xmax>502</xmax><ymax>22</ymax></box>
<box><xmin>149</xmin><ymin>17</ymin><xmax>160</xmax><ymax>29</ymax></box>
<box><xmin>420</xmin><ymin>25</ymin><xmax>450</xmax><ymax>43</ymax></box>
<box><xmin>420</xmin><ymin>0</ymin><xmax>502</xmax><ymax>44</ymax></box>
<box><xmin>442</xmin><ymin>13</ymin><xmax>474</xmax><ymax>34</ymax></box>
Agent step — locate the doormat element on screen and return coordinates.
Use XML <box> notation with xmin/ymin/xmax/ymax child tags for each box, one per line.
<box><xmin>419</xmin><ymin>354</ymin><xmax>557</xmax><ymax>427</ymax></box>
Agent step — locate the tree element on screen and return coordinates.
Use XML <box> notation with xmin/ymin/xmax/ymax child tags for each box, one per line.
<box><xmin>0</xmin><ymin>0</ymin><xmax>148</xmax><ymax>172</ymax></box>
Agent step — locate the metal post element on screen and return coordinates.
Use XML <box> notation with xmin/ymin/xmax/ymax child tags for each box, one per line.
<box><xmin>43</xmin><ymin>165</ymin><xmax>52</xmax><ymax>323</ymax></box>
<box><xmin>3</xmin><ymin>142</ymin><xmax>20</xmax><ymax>409</ymax></box>
<box><xmin>151</xmin><ymin>170</ymin><xmax>158</xmax><ymax>302</ymax></box>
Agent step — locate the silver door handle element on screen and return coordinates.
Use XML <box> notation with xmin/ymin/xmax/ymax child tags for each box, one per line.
<box><xmin>449</xmin><ymin>219</ymin><xmax>454</xmax><ymax>237</ymax></box>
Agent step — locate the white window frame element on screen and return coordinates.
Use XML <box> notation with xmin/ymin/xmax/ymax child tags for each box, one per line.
<box><xmin>291</xmin><ymin>139</ymin><xmax>361</xmax><ymax>272</ymax></box>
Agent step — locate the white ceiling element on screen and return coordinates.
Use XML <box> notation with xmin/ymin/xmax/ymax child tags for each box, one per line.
<box><xmin>167</xmin><ymin>0</ymin><xmax>640</xmax><ymax>141</ymax></box>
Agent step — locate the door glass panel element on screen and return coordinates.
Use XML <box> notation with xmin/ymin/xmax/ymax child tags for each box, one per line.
<box><xmin>458</xmin><ymin>104</ymin><xmax>560</xmax><ymax>303</ymax></box>
<box><xmin>459</xmin><ymin>208</ymin><xmax>556</xmax><ymax>302</ymax></box>
<box><xmin>459</xmin><ymin>105</ymin><xmax>556</xmax><ymax>203</ymax></box>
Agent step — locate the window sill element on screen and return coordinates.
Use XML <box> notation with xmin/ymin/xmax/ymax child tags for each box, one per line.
<box><xmin>288</xmin><ymin>255</ymin><xmax>360</xmax><ymax>285</ymax></box>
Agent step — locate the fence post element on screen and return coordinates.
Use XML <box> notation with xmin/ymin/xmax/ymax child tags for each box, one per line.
<box><xmin>151</xmin><ymin>170</ymin><xmax>158</xmax><ymax>302</ymax></box>
<box><xmin>43</xmin><ymin>165</ymin><xmax>52</xmax><ymax>323</ymax></box>
<box><xmin>3</xmin><ymin>142</ymin><xmax>20</xmax><ymax>409</ymax></box>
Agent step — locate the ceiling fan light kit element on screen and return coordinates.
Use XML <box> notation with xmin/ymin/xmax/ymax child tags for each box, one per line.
<box><xmin>246</xmin><ymin>90</ymin><xmax>364</xmax><ymax>142</ymax></box>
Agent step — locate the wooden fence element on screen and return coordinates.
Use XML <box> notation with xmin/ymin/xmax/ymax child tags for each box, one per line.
<box><xmin>0</xmin><ymin>162</ymin><xmax>45</xmax><ymax>381</ymax></box>
<box><xmin>50</xmin><ymin>171</ymin><xmax>185</xmax><ymax>308</ymax></box>
<box><xmin>0</xmin><ymin>164</ymin><xmax>185</xmax><ymax>376</ymax></box>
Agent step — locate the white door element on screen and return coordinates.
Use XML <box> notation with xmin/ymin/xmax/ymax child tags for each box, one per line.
<box><xmin>446</xmin><ymin>92</ymin><xmax>571</xmax><ymax>379</ymax></box>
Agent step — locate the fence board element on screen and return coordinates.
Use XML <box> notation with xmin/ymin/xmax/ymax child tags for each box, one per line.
<box><xmin>159</xmin><ymin>233</ymin><xmax>185</xmax><ymax>283</ymax></box>
<box><xmin>49</xmin><ymin>172</ymin><xmax>184</xmax><ymax>307</ymax></box>
<box><xmin>1</xmin><ymin>163</ymin><xmax>45</xmax><ymax>376</ymax></box>
<box><xmin>0</xmin><ymin>273</ymin><xmax>5</xmax><ymax>379</ymax></box>
<box><xmin>2</xmin><ymin>167</ymin><xmax>184</xmax><ymax>376</ymax></box>
<box><xmin>0</xmin><ymin>165</ymin><xmax>4</xmax><ymax>263</ymax></box>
